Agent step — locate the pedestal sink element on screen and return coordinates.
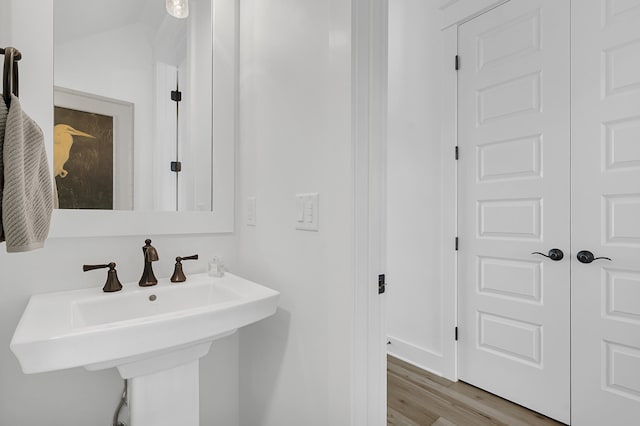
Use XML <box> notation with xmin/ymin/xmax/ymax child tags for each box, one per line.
<box><xmin>10</xmin><ymin>272</ymin><xmax>279</xmax><ymax>426</ymax></box>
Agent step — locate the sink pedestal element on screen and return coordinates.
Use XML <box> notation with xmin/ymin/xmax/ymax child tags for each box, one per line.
<box><xmin>129</xmin><ymin>361</ymin><xmax>200</xmax><ymax>426</ymax></box>
<box><xmin>114</xmin><ymin>340</ymin><xmax>224</xmax><ymax>426</ymax></box>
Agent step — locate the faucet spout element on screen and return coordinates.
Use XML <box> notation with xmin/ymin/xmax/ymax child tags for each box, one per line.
<box><xmin>139</xmin><ymin>239</ymin><xmax>159</xmax><ymax>287</ymax></box>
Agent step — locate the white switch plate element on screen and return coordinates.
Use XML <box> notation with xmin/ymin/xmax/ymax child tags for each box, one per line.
<box><xmin>247</xmin><ymin>197</ymin><xmax>256</xmax><ymax>226</ymax></box>
<box><xmin>295</xmin><ymin>193</ymin><xmax>319</xmax><ymax>231</ymax></box>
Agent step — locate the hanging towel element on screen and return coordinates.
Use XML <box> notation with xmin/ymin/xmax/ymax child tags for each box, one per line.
<box><xmin>0</xmin><ymin>98</ymin><xmax>7</xmax><ymax>242</ymax></box>
<box><xmin>1</xmin><ymin>94</ymin><xmax>53</xmax><ymax>252</ymax></box>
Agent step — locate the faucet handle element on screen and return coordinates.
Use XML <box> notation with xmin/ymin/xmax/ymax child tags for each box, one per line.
<box><xmin>83</xmin><ymin>263</ymin><xmax>111</xmax><ymax>272</ymax></box>
<box><xmin>83</xmin><ymin>262</ymin><xmax>123</xmax><ymax>293</ymax></box>
<box><xmin>179</xmin><ymin>254</ymin><xmax>199</xmax><ymax>261</ymax></box>
<box><xmin>170</xmin><ymin>254</ymin><xmax>199</xmax><ymax>283</ymax></box>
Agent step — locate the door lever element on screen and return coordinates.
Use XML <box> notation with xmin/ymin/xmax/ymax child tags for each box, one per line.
<box><xmin>576</xmin><ymin>250</ymin><xmax>611</xmax><ymax>264</ymax></box>
<box><xmin>531</xmin><ymin>248</ymin><xmax>564</xmax><ymax>261</ymax></box>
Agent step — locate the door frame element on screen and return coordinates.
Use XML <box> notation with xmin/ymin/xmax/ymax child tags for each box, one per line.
<box><xmin>440</xmin><ymin>23</ymin><xmax>460</xmax><ymax>382</ymax></box>
<box><xmin>352</xmin><ymin>0</ymin><xmax>389</xmax><ymax>424</ymax></box>
<box><xmin>441</xmin><ymin>0</ymin><xmax>515</xmax><ymax>383</ymax></box>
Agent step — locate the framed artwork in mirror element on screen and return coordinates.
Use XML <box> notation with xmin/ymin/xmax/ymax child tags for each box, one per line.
<box><xmin>53</xmin><ymin>87</ymin><xmax>134</xmax><ymax>210</ymax></box>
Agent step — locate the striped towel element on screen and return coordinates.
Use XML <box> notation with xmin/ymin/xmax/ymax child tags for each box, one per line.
<box><xmin>1</xmin><ymin>94</ymin><xmax>53</xmax><ymax>252</ymax></box>
<box><xmin>0</xmin><ymin>98</ymin><xmax>6</xmax><ymax>242</ymax></box>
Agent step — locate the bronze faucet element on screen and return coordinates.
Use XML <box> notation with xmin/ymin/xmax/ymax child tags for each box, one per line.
<box><xmin>170</xmin><ymin>254</ymin><xmax>199</xmax><ymax>283</ymax></box>
<box><xmin>139</xmin><ymin>239</ymin><xmax>159</xmax><ymax>287</ymax></box>
<box><xmin>83</xmin><ymin>262</ymin><xmax>123</xmax><ymax>292</ymax></box>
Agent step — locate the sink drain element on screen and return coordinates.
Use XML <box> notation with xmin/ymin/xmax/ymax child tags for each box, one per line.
<box><xmin>149</xmin><ymin>295</ymin><xmax>157</xmax><ymax>301</ymax></box>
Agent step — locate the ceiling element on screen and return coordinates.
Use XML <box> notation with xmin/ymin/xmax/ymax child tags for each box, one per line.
<box><xmin>54</xmin><ymin>0</ymin><xmax>166</xmax><ymax>45</ymax></box>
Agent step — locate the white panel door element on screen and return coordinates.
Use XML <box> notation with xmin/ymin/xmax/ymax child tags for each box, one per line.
<box><xmin>571</xmin><ymin>1</ymin><xmax>640</xmax><ymax>424</ymax></box>
<box><xmin>457</xmin><ymin>0</ymin><xmax>571</xmax><ymax>422</ymax></box>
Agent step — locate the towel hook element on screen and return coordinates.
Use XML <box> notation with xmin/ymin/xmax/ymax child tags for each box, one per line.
<box><xmin>0</xmin><ymin>47</ymin><xmax>22</xmax><ymax>61</ymax></box>
<box><xmin>2</xmin><ymin>47</ymin><xmax>21</xmax><ymax>108</ymax></box>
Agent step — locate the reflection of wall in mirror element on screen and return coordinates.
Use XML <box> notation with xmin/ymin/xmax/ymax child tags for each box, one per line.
<box><xmin>54</xmin><ymin>107</ymin><xmax>114</xmax><ymax>210</ymax></box>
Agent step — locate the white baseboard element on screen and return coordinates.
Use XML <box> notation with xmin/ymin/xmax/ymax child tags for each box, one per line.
<box><xmin>386</xmin><ymin>335</ymin><xmax>450</xmax><ymax>379</ymax></box>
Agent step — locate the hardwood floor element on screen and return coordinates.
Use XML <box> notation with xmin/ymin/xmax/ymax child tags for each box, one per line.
<box><xmin>387</xmin><ymin>355</ymin><xmax>566</xmax><ymax>426</ymax></box>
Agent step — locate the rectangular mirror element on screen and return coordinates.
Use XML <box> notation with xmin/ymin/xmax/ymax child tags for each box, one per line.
<box><xmin>7</xmin><ymin>0</ymin><xmax>236</xmax><ymax>236</ymax></box>
<box><xmin>53</xmin><ymin>0</ymin><xmax>213</xmax><ymax>212</ymax></box>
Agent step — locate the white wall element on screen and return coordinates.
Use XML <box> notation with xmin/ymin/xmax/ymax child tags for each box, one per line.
<box><xmin>234</xmin><ymin>0</ymin><xmax>354</xmax><ymax>424</ymax></box>
<box><xmin>1</xmin><ymin>2</ymin><xmax>240</xmax><ymax>425</ymax></box>
<box><xmin>0</xmin><ymin>0</ymin><xmax>10</xmax><ymax>46</ymax></box>
<box><xmin>386</xmin><ymin>0</ymin><xmax>449</xmax><ymax>375</ymax></box>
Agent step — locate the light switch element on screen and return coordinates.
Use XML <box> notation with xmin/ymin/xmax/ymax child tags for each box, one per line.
<box><xmin>295</xmin><ymin>193</ymin><xmax>319</xmax><ymax>231</ymax></box>
<box><xmin>296</xmin><ymin>197</ymin><xmax>305</xmax><ymax>223</ymax></box>
<box><xmin>247</xmin><ymin>197</ymin><xmax>256</xmax><ymax>226</ymax></box>
<box><xmin>304</xmin><ymin>200</ymin><xmax>314</xmax><ymax>223</ymax></box>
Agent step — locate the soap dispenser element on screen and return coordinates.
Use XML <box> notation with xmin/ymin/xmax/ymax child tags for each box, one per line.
<box><xmin>208</xmin><ymin>256</ymin><xmax>225</xmax><ymax>277</ymax></box>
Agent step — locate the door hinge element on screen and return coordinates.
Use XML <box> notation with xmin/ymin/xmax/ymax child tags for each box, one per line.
<box><xmin>455</xmin><ymin>55</ymin><xmax>460</xmax><ymax>71</ymax></box>
<box><xmin>455</xmin><ymin>237</ymin><xmax>459</xmax><ymax>251</ymax></box>
<box><xmin>171</xmin><ymin>161</ymin><xmax>182</xmax><ymax>172</ymax></box>
<box><xmin>378</xmin><ymin>274</ymin><xmax>386</xmax><ymax>295</ymax></box>
<box><xmin>455</xmin><ymin>146</ymin><xmax>459</xmax><ymax>160</ymax></box>
<box><xmin>171</xmin><ymin>90</ymin><xmax>182</xmax><ymax>102</ymax></box>
<box><xmin>455</xmin><ymin>326</ymin><xmax>459</xmax><ymax>341</ymax></box>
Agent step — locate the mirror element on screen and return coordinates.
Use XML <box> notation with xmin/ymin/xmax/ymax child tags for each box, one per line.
<box><xmin>7</xmin><ymin>0</ymin><xmax>235</xmax><ymax>237</ymax></box>
<box><xmin>53</xmin><ymin>0</ymin><xmax>212</xmax><ymax>211</ymax></box>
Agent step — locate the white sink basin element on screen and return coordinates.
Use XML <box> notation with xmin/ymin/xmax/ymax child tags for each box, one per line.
<box><xmin>71</xmin><ymin>279</ymin><xmax>240</xmax><ymax>328</ymax></box>
<box><xmin>11</xmin><ymin>272</ymin><xmax>279</xmax><ymax>426</ymax></box>
<box><xmin>10</xmin><ymin>272</ymin><xmax>279</xmax><ymax>375</ymax></box>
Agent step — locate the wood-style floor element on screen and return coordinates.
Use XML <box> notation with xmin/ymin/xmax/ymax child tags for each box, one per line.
<box><xmin>387</xmin><ymin>355</ymin><xmax>565</xmax><ymax>426</ymax></box>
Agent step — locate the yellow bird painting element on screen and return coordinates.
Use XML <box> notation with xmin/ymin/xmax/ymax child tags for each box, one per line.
<box><xmin>53</xmin><ymin>124</ymin><xmax>96</xmax><ymax>178</ymax></box>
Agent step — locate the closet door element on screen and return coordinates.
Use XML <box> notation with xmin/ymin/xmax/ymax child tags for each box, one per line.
<box><xmin>457</xmin><ymin>0</ymin><xmax>570</xmax><ymax>422</ymax></box>
<box><xmin>571</xmin><ymin>1</ymin><xmax>640</xmax><ymax>424</ymax></box>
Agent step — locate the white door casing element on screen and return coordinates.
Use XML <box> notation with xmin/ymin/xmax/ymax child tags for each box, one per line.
<box><xmin>571</xmin><ymin>1</ymin><xmax>640</xmax><ymax>424</ymax></box>
<box><xmin>457</xmin><ymin>0</ymin><xmax>571</xmax><ymax>422</ymax></box>
<box><xmin>353</xmin><ymin>0</ymin><xmax>389</xmax><ymax>424</ymax></box>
